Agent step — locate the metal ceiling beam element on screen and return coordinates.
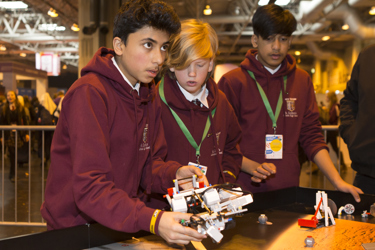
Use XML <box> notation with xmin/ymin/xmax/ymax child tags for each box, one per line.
<box><xmin>0</xmin><ymin>11</ymin><xmax>78</xmax><ymax>66</ymax></box>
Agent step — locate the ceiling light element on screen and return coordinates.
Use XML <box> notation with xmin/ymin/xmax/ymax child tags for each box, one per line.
<box><xmin>258</xmin><ymin>0</ymin><xmax>268</xmax><ymax>6</ymax></box>
<box><xmin>0</xmin><ymin>1</ymin><xmax>28</xmax><ymax>9</ymax></box>
<box><xmin>71</xmin><ymin>23</ymin><xmax>80</xmax><ymax>32</ymax></box>
<box><xmin>274</xmin><ymin>0</ymin><xmax>290</xmax><ymax>5</ymax></box>
<box><xmin>234</xmin><ymin>6</ymin><xmax>240</xmax><ymax>15</ymax></box>
<box><xmin>341</xmin><ymin>24</ymin><xmax>349</xmax><ymax>30</ymax></box>
<box><xmin>48</xmin><ymin>8</ymin><xmax>58</xmax><ymax>18</ymax></box>
<box><xmin>0</xmin><ymin>45</ymin><xmax>6</xmax><ymax>51</ymax></box>
<box><xmin>203</xmin><ymin>5</ymin><xmax>212</xmax><ymax>15</ymax></box>
<box><xmin>370</xmin><ymin>7</ymin><xmax>375</xmax><ymax>15</ymax></box>
<box><xmin>39</xmin><ymin>24</ymin><xmax>66</xmax><ymax>32</ymax></box>
<box><xmin>322</xmin><ymin>36</ymin><xmax>330</xmax><ymax>41</ymax></box>
<box><xmin>20</xmin><ymin>53</ymin><xmax>26</xmax><ymax>57</ymax></box>
<box><xmin>295</xmin><ymin>51</ymin><xmax>301</xmax><ymax>56</ymax></box>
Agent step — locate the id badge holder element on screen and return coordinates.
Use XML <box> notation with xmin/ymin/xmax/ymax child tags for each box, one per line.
<box><xmin>188</xmin><ymin>162</ymin><xmax>208</xmax><ymax>175</ymax></box>
<box><xmin>265</xmin><ymin>134</ymin><xmax>283</xmax><ymax>159</ymax></box>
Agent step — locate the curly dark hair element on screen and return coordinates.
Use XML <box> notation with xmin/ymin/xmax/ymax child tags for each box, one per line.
<box><xmin>252</xmin><ymin>4</ymin><xmax>297</xmax><ymax>39</ymax></box>
<box><xmin>113</xmin><ymin>0</ymin><xmax>181</xmax><ymax>44</ymax></box>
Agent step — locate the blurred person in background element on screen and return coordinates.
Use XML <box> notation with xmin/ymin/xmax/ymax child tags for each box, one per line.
<box><xmin>53</xmin><ymin>91</ymin><xmax>64</xmax><ymax>107</ymax></box>
<box><xmin>326</xmin><ymin>91</ymin><xmax>345</xmax><ymax>169</ymax></box>
<box><xmin>33</xmin><ymin>95</ymin><xmax>55</xmax><ymax>166</ymax></box>
<box><xmin>23</xmin><ymin>95</ymin><xmax>37</xmax><ymax>125</ymax></box>
<box><xmin>340</xmin><ymin>44</ymin><xmax>375</xmax><ymax>194</ymax></box>
<box><xmin>0</xmin><ymin>95</ymin><xmax>6</xmax><ymax>110</ymax></box>
<box><xmin>0</xmin><ymin>90</ymin><xmax>29</xmax><ymax>182</ymax></box>
<box><xmin>39</xmin><ymin>93</ymin><xmax>56</xmax><ymax>122</ymax></box>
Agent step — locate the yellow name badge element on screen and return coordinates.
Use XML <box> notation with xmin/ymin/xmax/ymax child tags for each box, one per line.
<box><xmin>265</xmin><ymin>134</ymin><xmax>283</xmax><ymax>159</ymax></box>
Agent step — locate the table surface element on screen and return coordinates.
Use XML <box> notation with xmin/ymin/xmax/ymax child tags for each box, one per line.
<box><xmin>1</xmin><ymin>187</ymin><xmax>375</xmax><ymax>250</ymax></box>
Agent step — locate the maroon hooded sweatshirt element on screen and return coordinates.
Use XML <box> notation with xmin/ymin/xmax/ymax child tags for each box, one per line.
<box><xmin>218</xmin><ymin>49</ymin><xmax>327</xmax><ymax>193</ymax></box>
<box><xmin>40</xmin><ymin>47</ymin><xmax>181</xmax><ymax>235</ymax></box>
<box><xmin>159</xmin><ymin>74</ymin><xmax>242</xmax><ymax>184</ymax></box>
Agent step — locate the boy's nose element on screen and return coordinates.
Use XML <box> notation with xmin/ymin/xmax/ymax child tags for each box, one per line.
<box><xmin>153</xmin><ymin>50</ymin><xmax>164</xmax><ymax>65</ymax></box>
<box><xmin>272</xmin><ymin>40</ymin><xmax>280</xmax><ymax>50</ymax></box>
<box><xmin>188</xmin><ymin>67</ymin><xmax>196</xmax><ymax>77</ymax></box>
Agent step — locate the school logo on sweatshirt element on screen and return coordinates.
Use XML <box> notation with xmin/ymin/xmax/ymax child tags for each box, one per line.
<box><xmin>139</xmin><ymin>124</ymin><xmax>150</xmax><ymax>151</ymax></box>
<box><xmin>285</xmin><ymin>98</ymin><xmax>298</xmax><ymax>118</ymax></box>
<box><xmin>211</xmin><ymin>132</ymin><xmax>223</xmax><ymax>156</ymax></box>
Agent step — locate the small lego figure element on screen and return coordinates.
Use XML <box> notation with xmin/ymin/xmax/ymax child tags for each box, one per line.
<box><xmin>362</xmin><ymin>210</ymin><xmax>369</xmax><ymax>218</ymax></box>
<box><xmin>258</xmin><ymin>214</ymin><xmax>268</xmax><ymax>224</ymax></box>
<box><xmin>304</xmin><ymin>236</ymin><xmax>315</xmax><ymax>247</ymax></box>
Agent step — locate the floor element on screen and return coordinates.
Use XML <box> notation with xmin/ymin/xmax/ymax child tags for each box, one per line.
<box><xmin>0</xmin><ymin>147</ymin><xmax>49</xmax><ymax>240</ymax></box>
<box><xmin>0</xmin><ymin>139</ymin><xmax>357</xmax><ymax>241</ymax></box>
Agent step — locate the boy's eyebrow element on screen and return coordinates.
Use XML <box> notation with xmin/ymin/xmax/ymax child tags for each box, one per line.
<box><xmin>141</xmin><ymin>38</ymin><xmax>170</xmax><ymax>45</ymax></box>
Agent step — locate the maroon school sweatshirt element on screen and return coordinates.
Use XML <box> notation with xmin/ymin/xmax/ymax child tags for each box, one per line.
<box><xmin>40</xmin><ymin>47</ymin><xmax>181</xmax><ymax>234</ymax></box>
<box><xmin>218</xmin><ymin>49</ymin><xmax>327</xmax><ymax>193</ymax></box>
<box><xmin>158</xmin><ymin>74</ymin><xmax>242</xmax><ymax>184</ymax></box>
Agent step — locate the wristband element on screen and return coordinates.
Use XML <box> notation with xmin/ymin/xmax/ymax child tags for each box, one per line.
<box><xmin>150</xmin><ymin>209</ymin><xmax>161</xmax><ymax>234</ymax></box>
<box><xmin>223</xmin><ymin>170</ymin><xmax>236</xmax><ymax>180</ymax></box>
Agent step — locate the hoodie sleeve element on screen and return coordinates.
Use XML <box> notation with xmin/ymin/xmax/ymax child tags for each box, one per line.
<box><xmin>64</xmin><ymin>84</ymin><xmax>160</xmax><ymax>234</ymax></box>
<box><xmin>298</xmin><ymin>76</ymin><xmax>328</xmax><ymax>160</ymax></box>
<box><xmin>220</xmin><ymin>96</ymin><xmax>243</xmax><ymax>183</ymax></box>
<box><xmin>339</xmin><ymin>55</ymin><xmax>360</xmax><ymax>145</ymax></box>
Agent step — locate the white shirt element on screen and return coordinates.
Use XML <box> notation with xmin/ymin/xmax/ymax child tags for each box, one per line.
<box><xmin>256</xmin><ymin>54</ymin><xmax>281</xmax><ymax>74</ymax></box>
<box><xmin>176</xmin><ymin>81</ymin><xmax>209</xmax><ymax>108</ymax></box>
<box><xmin>112</xmin><ymin>57</ymin><xmax>140</xmax><ymax>94</ymax></box>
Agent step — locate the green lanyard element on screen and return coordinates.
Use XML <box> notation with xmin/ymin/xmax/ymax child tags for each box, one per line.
<box><xmin>247</xmin><ymin>71</ymin><xmax>287</xmax><ymax>134</ymax></box>
<box><xmin>159</xmin><ymin>77</ymin><xmax>216</xmax><ymax>164</ymax></box>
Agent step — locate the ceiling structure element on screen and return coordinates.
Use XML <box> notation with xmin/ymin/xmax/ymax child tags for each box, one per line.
<box><xmin>0</xmin><ymin>0</ymin><xmax>78</xmax><ymax>70</ymax></box>
<box><xmin>1</xmin><ymin>0</ymin><xmax>375</xmax><ymax>72</ymax></box>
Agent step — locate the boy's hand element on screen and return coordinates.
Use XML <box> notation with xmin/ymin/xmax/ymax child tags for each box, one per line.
<box><xmin>158</xmin><ymin>212</ymin><xmax>207</xmax><ymax>245</ymax></box>
<box><xmin>335</xmin><ymin>180</ymin><xmax>363</xmax><ymax>203</ymax></box>
<box><xmin>251</xmin><ymin>162</ymin><xmax>276</xmax><ymax>183</ymax></box>
<box><xmin>176</xmin><ymin>166</ymin><xmax>209</xmax><ymax>190</ymax></box>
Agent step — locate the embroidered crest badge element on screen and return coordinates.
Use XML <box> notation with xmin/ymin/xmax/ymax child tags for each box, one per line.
<box><xmin>286</xmin><ymin>99</ymin><xmax>295</xmax><ymax>112</ymax></box>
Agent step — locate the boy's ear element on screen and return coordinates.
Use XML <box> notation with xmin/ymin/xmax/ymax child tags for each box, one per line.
<box><xmin>113</xmin><ymin>37</ymin><xmax>123</xmax><ymax>56</ymax></box>
<box><xmin>208</xmin><ymin>58</ymin><xmax>214</xmax><ymax>72</ymax></box>
<box><xmin>251</xmin><ymin>35</ymin><xmax>258</xmax><ymax>48</ymax></box>
<box><xmin>169</xmin><ymin>67</ymin><xmax>175</xmax><ymax>72</ymax></box>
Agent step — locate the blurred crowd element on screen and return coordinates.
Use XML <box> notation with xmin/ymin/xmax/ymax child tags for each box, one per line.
<box><xmin>0</xmin><ymin>90</ymin><xmax>64</xmax><ymax>182</ymax></box>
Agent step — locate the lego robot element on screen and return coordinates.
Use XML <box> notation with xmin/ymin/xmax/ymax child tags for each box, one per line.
<box><xmin>165</xmin><ymin>175</ymin><xmax>253</xmax><ymax>243</ymax></box>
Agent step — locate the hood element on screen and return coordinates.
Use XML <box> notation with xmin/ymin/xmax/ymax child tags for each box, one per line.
<box><xmin>81</xmin><ymin>47</ymin><xmax>155</xmax><ymax>104</ymax></box>
<box><xmin>161</xmin><ymin>73</ymin><xmax>219</xmax><ymax>112</ymax></box>
<box><xmin>240</xmin><ymin>49</ymin><xmax>296</xmax><ymax>78</ymax></box>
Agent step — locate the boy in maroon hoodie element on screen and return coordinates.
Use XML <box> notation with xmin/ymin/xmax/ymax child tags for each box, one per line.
<box><xmin>142</xmin><ymin>20</ymin><xmax>242</xmax><ymax>210</ymax></box>
<box><xmin>40</xmin><ymin>0</ymin><xmax>207</xmax><ymax>245</ymax></box>
<box><xmin>218</xmin><ymin>4</ymin><xmax>363</xmax><ymax>202</ymax></box>
<box><xmin>160</xmin><ymin>19</ymin><xmax>242</xmax><ymax>184</ymax></box>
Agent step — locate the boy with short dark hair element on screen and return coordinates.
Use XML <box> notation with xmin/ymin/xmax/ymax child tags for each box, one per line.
<box><xmin>218</xmin><ymin>4</ymin><xmax>362</xmax><ymax>201</ymax></box>
<box><xmin>41</xmin><ymin>0</ymin><xmax>206</xmax><ymax>245</ymax></box>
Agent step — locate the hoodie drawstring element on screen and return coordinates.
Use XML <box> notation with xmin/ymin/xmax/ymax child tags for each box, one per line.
<box><xmin>131</xmin><ymin>90</ymin><xmax>140</xmax><ymax>197</ymax></box>
<box><xmin>146</xmin><ymin>101</ymin><xmax>153</xmax><ymax>194</ymax></box>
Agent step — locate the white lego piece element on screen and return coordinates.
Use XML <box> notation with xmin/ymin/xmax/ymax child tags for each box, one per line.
<box><xmin>171</xmin><ymin>197</ymin><xmax>187</xmax><ymax>213</ymax></box>
<box><xmin>314</xmin><ymin>191</ymin><xmax>335</xmax><ymax>227</ymax></box>
<box><xmin>338</xmin><ymin>206</ymin><xmax>344</xmax><ymax>215</ymax></box>
<box><xmin>362</xmin><ymin>210</ymin><xmax>369</xmax><ymax>218</ymax></box>
<box><xmin>206</xmin><ymin>226</ymin><xmax>223</xmax><ymax>243</ymax></box>
<box><xmin>203</xmin><ymin>189</ymin><xmax>220</xmax><ymax>207</ymax></box>
<box><xmin>218</xmin><ymin>187</ymin><xmax>242</xmax><ymax>201</ymax></box>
